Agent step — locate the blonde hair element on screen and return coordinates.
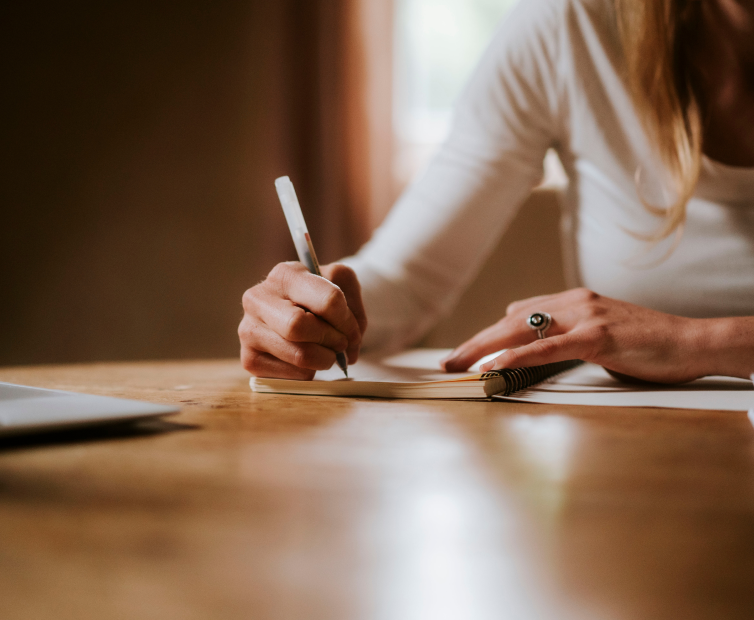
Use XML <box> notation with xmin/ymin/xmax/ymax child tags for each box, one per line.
<box><xmin>616</xmin><ymin>0</ymin><xmax>703</xmax><ymax>243</ymax></box>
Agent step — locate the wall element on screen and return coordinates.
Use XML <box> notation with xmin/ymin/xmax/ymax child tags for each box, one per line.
<box><xmin>1</xmin><ymin>1</ymin><xmax>318</xmax><ymax>365</ymax></box>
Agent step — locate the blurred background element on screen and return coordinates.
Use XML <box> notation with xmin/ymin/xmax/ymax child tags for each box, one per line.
<box><xmin>1</xmin><ymin>0</ymin><xmax>566</xmax><ymax>366</ymax></box>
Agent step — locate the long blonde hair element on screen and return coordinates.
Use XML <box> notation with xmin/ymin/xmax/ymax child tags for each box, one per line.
<box><xmin>616</xmin><ymin>0</ymin><xmax>703</xmax><ymax>243</ymax></box>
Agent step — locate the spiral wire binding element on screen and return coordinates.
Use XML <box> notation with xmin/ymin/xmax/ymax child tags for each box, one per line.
<box><xmin>480</xmin><ymin>359</ymin><xmax>583</xmax><ymax>397</ymax></box>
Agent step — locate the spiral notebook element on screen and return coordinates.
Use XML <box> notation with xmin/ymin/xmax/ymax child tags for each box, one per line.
<box><xmin>250</xmin><ymin>349</ymin><xmax>580</xmax><ymax>399</ymax></box>
<box><xmin>250</xmin><ymin>349</ymin><xmax>754</xmax><ymax>410</ymax></box>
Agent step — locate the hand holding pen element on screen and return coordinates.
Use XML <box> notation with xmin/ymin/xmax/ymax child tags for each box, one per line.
<box><xmin>238</xmin><ymin>177</ymin><xmax>367</xmax><ymax>381</ymax></box>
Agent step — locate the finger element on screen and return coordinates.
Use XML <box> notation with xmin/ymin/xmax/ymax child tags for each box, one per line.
<box><xmin>241</xmin><ymin>319</ymin><xmax>338</xmax><ymax>371</ymax></box>
<box><xmin>251</xmin><ymin>288</ymin><xmax>348</xmax><ymax>352</ymax></box>
<box><xmin>443</xmin><ymin>291</ymin><xmax>586</xmax><ymax>372</ymax></box>
<box><xmin>269</xmin><ymin>264</ymin><xmax>362</xmax><ymax>351</ymax></box>
<box><xmin>326</xmin><ymin>264</ymin><xmax>367</xmax><ymax>363</ymax></box>
<box><xmin>241</xmin><ymin>349</ymin><xmax>316</xmax><ymax>380</ymax></box>
<box><xmin>441</xmin><ymin>319</ymin><xmax>536</xmax><ymax>372</ymax></box>
<box><xmin>481</xmin><ymin>333</ymin><xmax>592</xmax><ymax>371</ymax></box>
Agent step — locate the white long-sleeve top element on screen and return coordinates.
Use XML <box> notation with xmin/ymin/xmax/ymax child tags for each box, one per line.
<box><xmin>343</xmin><ymin>0</ymin><xmax>754</xmax><ymax>352</ymax></box>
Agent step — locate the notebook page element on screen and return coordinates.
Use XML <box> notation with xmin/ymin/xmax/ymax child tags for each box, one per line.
<box><xmin>498</xmin><ymin>364</ymin><xmax>754</xmax><ymax>411</ymax></box>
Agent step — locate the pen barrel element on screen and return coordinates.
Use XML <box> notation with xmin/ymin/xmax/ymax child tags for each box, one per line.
<box><xmin>292</xmin><ymin>230</ymin><xmax>319</xmax><ymax>275</ymax></box>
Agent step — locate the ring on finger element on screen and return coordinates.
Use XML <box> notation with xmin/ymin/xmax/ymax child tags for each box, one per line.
<box><xmin>526</xmin><ymin>312</ymin><xmax>552</xmax><ymax>339</ymax></box>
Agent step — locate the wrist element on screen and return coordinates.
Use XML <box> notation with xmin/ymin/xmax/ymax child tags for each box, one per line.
<box><xmin>694</xmin><ymin>317</ymin><xmax>754</xmax><ymax>379</ymax></box>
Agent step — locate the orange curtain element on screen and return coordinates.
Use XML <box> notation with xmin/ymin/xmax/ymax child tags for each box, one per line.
<box><xmin>269</xmin><ymin>0</ymin><xmax>396</xmax><ymax>264</ymax></box>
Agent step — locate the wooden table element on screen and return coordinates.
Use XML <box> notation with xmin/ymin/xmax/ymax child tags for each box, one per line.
<box><xmin>0</xmin><ymin>360</ymin><xmax>753</xmax><ymax>620</ymax></box>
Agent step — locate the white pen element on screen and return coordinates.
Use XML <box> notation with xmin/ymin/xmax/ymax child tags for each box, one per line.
<box><xmin>274</xmin><ymin>176</ymin><xmax>349</xmax><ymax>377</ymax></box>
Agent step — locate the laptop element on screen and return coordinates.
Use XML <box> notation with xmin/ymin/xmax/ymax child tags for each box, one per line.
<box><xmin>0</xmin><ymin>382</ymin><xmax>179</xmax><ymax>437</ymax></box>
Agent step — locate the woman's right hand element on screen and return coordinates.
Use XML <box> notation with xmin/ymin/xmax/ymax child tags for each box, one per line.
<box><xmin>239</xmin><ymin>262</ymin><xmax>367</xmax><ymax>380</ymax></box>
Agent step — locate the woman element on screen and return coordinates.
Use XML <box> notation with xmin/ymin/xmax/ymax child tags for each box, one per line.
<box><xmin>239</xmin><ymin>0</ymin><xmax>754</xmax><ymax>383</ymax></box>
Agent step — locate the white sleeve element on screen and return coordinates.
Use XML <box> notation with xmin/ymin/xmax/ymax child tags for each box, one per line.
<box><xmin>342</xmin><ymin>0</ymin><xmax>568</xmax><ymax>352</ymax></box>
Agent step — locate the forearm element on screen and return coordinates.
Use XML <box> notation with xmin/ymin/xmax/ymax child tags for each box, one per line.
<box><xmin>696</xmin><ymin>317</ymin><xmax>754</xmax><ymax>379</ymax></box>
<box><xmin>337</xmin><ymin>257</ymin><xmax>437</xmax><ymax>354</ymax></box>
<box><xmin>338</xmin><ymin>4</ymin><xmax>566</xmax><ymax>353</ymax></box>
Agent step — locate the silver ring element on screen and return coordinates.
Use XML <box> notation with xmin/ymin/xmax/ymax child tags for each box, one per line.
<box><xmin>527</xmin><ymin>312</ymin><xmax>552</xmax><ymax>339</ymax></box>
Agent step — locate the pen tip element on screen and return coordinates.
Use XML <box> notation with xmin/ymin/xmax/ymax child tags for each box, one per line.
<box><xmin>335</xmin><ymin>352</ymin><xmax>348</xmax><ymax>377</ymax></box>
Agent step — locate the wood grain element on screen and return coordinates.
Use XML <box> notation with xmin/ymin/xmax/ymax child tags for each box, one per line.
<box><xmin>0</xmin><ymin>360</ymin><xmax>753</xmax><ymax>620</ymax></box>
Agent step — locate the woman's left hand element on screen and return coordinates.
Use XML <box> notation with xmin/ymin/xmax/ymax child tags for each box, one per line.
<box><xmin>440</xmin><ymin>288</ymin><xmax>709</xmax><ymax>384</ymax></box>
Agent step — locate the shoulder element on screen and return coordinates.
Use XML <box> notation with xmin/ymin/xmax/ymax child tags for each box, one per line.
<box><xmin>452</xmin><ymin>0</ymin><xmax>621</xmax><ymax>142</ymax></box>
<box><xmin>475</xmin><ymin>0</ymin><xmax>617</xmax><ymax>85</ymax></box>
<box><xmin>480</xmin><ymin>0</ymin><xmax>622</xmax><ymax>90</ymax></box>
<box><xmin>487</xmin><ymin>0</ymin><xmax>616</xmax><ymax>50</ymax></box>
<box><xmin>475</xmin><ymin>0</ymin><xmax>616</xmax><ymax>77</ymax></box>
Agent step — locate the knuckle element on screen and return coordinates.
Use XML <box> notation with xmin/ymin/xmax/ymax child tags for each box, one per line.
<box><xmin>269</xmin><ymin>261</ymin><xmax>301</xmax><ymax>286</ymax></box>
<box><xmin>534</xmin><ymin>338</ymin><xmax>559</xmax><ymax>357</ymax></box>
<box><xmin>292</xmin><ymin>346</ymin><xmax>312</xmax><ymax>369</ymax></box>
<box><xmin>237</xmin><ymin>318</ymin><xmax>253</xmax><ymax>342</ymax></box>
<box><xmin>322</xmin><ymin>286</ymin><xmax>347</xmax><ymax>312</ymax></box>
<box><xmin>285</xmin><ymin>308</ymin><xmax>310</xmax><ymax>341</ymax></box>
<box><xmin>586</xmin><ymin>324</ymin><xmax>612</xmax><ymax>353</ymax></box>
<box><xmin>573</xmin><ymin>287</ymin><xmax>600</xmax><ymax>303</ymax></box>
<box><xmin>238</xmin><ymin>318</ymin><xmax>262</xmax><ymax>344</ymax></box>
<box><xmin>241</xmin><ymin>349</ymin><xmax>263</xmax><ymax>374</ymax></box>
<box><xmin>589</xmin><ymin>323</ymin><xmax>610</xmax><ymax>338</ymax></box>
<box><xmin>268</xmin><ymin>262</ymin><xmax>287</xmax><ymax>282</ymax></box>
<box><xmin>293</xmin><ymin>345</ymin><xmax>332</xmax><ymax>370</ymax></box>
<box><xmin>505</xmin><ymin>301</ymin><xmax>521</xmax><ymax>316</ymax></box>
<box><xmin>586</xmin><ymin>302</ymin><xmax>608</xmax><ymax>319</ymax></box>
<box><xmin>278</xmin><ymin>267</ymin><xmax>297</xmax><ymax>292</ymax></box>
<box><xmin>241</xmin><ymin>287</ymin><xmax>260</xmax><ymax>312</ymax></box>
